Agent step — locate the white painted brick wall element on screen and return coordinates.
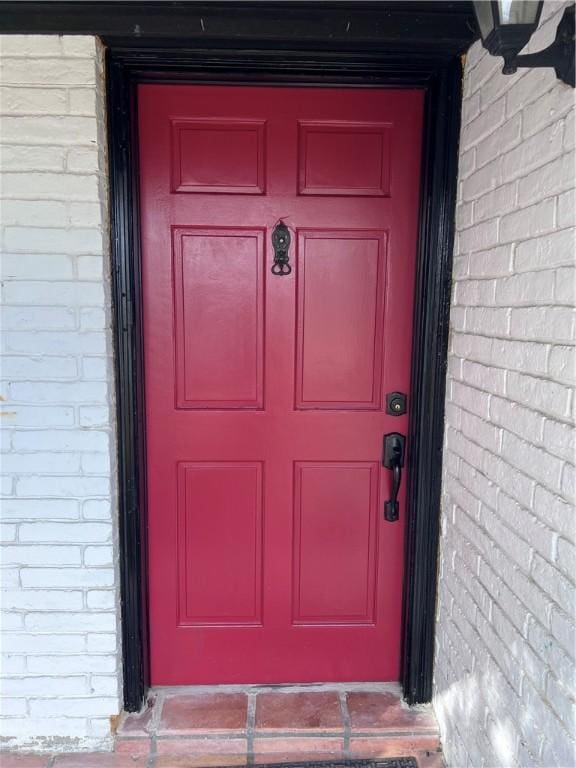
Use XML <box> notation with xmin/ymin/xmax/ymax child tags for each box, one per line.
<box><xmin>0</xmin><ymin>35</ymin><xmax>120</xmax><ymax>751</ymax></box>
<box><xmin>435</xmin><ymin>3</ymin><xmax>576</xmax><ymax>767</ymax></box>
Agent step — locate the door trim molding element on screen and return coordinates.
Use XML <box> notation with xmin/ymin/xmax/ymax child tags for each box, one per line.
<box><xmin>107</xmin><ymin>45</ymin><xmax>463</xmax><ymax>712</ymax></box>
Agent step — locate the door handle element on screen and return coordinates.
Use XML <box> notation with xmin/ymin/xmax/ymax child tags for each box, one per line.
<box><xmin>382</xmin><ymin>432</ymin><xmax>405</xmax><ymax>522</ymax></box>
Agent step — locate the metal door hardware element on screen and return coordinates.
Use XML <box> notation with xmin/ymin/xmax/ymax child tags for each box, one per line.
<box><xmin>271</xmin><ymin>221</ymin><xmax>292</xmax><ymax>275</ymax></box>
<box><xmin>386</xmin><ymin>391</ymin><xmax>407</xmax><ymax>416</ymax></box>
<box><xmin>382</xmin><ymin>432</ymin><xmax>406</xmax><ymax>522</ymax></box>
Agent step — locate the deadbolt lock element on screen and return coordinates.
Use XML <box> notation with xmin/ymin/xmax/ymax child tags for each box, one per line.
<box><xmin>386</xmin><ymin>391</ymin><xmax>407</xmax><ymax>416</ymax></box>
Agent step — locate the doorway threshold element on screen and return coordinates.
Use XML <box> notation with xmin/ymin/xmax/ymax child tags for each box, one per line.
<box><xmin>116</xmin><ymin>683</ymin><xmax>442</xmax><ymax>767</ymax></box>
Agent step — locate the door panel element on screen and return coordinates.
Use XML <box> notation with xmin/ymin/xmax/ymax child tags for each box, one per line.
<box><xmin>173</xmin><ymin>227</ymin><xmax>264</xmax><ymax>409</ymax></box>
<box><xmin>296</xmin><ymin>230</ymin><xmax>386</xmax><ymax>409</ymax></box>
<box><xmin>171</xmin><ymin>118</ymin><xmax>266</xmax><ymax>194</ymax></box>
<box><xmin>293</xmin><ymin>462</ymin><xmax>378</xmax><ymax>625</ymax></box>
<box><xmin>139</xmin><ymin>84</ymin><xmax>424</xmax><ymax>684</ymax></box>
<box><xmin>177</xmin><ymin>462</ymin><xmax>263</xmax><ymax>626</ymax></box>
<box><xmin>298</xmin><ymin>121</ymin><xmax>391</xmax><ymax>196</ymax></box>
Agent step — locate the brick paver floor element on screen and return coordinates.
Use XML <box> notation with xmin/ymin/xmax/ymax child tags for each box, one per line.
<box><xmin>0</xmin><ymin>684</ymin><xmax>443</xmax><ymax>768</ymax></box>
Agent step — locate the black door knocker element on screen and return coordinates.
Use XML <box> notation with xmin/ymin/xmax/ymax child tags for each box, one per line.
<box><xmin>271</xmin><ymin>221</ymin><xmax>292</xmax><ymax>276</ymax></box>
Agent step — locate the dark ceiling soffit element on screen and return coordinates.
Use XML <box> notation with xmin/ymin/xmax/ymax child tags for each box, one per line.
<box><xmin>0</xmin><ymin>1</ymin><xmax>478</xmax><ymax>54</ymax></box>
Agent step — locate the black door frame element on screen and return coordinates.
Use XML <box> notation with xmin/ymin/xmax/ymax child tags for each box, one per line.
<box><xmin>107</xmin><ymin>43</ymin><xmax>463</xmax><ymax>713</ymax></box>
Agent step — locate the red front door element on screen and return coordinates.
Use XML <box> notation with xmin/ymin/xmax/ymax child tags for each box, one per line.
<box><xmin>139</xmin><ymin>85</ymin><xmax>424</xmax><ymax>685</ymax></box>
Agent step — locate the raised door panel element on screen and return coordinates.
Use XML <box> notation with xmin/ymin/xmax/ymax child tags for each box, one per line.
<box><xmin>295</xmin><ymin>230</ymin><xmax>387</xmax><ymax>410</ymax></box>
<box><xmin>173</xmin><ymin>227</ymin><xmax>264</xmax><ymax>409</ymax></box>
<box><xmin>292</xmin><ymin>462</ymin><xmax>379</xmax><ymax>625</ymax></box>
<box><xmin>298</xmin><ymin>121</ymin><xmax>391</xmax><ymax>196</ymax></box>
<box><xmin>171</xmin><ymin>118</ymin><xmax>266</xmax><ymax>194</ymax></box>
<box><xmin>177</xmin><ymin>462</ymin><xmax>263</xmax><ymax>626</ymax></box>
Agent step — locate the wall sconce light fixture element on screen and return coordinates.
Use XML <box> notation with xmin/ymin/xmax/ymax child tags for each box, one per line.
<box><xmin>473</xmin><ymin>1</ymin><xmax>575</xmax><ymax>87</ymax></box>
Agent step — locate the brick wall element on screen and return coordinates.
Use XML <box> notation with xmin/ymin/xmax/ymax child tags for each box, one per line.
<box><xmin>434</xmin><ymin>2</ymin><xmax>576</xmax><ymax>767</ymax></box>
<box><xmin>0</xmin><ymin>36</ymin><xmax>120</xmax><ymax>750</ymax></box>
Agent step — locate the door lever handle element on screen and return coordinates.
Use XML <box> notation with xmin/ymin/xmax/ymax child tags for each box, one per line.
<box><xmin>382</xmin><ymin>432</ymin><xmax>405</xmax><ymax>522</ymax></box>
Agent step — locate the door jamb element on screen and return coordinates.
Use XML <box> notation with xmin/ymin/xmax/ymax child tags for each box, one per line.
<box><xmin>106</xmin><ymin>45</ymin><xmax>462</xmax><ymax>712</ymax></box>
